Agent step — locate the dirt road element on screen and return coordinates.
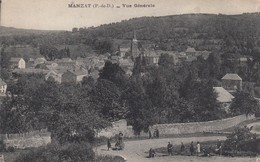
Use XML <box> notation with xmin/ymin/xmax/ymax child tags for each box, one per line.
<box><xmin>96</xmin><ymin>136</ymin><xmax>256</xmax><ymax>162</ymax></box>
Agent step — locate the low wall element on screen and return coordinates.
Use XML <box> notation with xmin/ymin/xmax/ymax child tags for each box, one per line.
<box><xmin>1</xmin><ymin>129</ymin><xmax>51</xmax><ymax>149</ymax></box>
<box><xmin>97</xmin><ymin>115</ymin><xmax>254</xmax><ymax>138</ymax></box>
<box><xmin>0</xmin><ymin>154</ymin><xmax>3</xmax><ymax>162</ymax></box>
<box><xmin>150</xmin><ymin>114</ymin><xmax>254</xmax><ymax>135</ymax></box>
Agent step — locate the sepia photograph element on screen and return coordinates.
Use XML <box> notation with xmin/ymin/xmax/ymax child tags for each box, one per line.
<box><xmin>1</xmin><ymin>0</ymin><xmax>260</xmax><ymax>161</ymax></box>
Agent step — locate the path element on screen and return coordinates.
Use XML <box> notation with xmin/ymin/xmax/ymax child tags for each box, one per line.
<box><xmin>97</xmin><ymin>136</ymin><xmax>256</xmax><ymax>162</ymax></box>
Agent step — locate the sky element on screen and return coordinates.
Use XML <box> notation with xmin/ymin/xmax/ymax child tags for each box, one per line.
<box><xmin>2</xmin><ymin>0</ymin><xmax>260</xmax><ymax>31</ymax></box>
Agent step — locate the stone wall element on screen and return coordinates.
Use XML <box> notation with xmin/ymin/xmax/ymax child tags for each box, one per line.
<box><xmin>0</xmin><ymin>129</ymin><xmax>51</xmax><ymax>149</ymax></box>
<box><xmin>150</xmin><ymin>114</ymin><xmax>254</xmax><ymax>135</ymax></box>
<box><xmin>0</xmin><ymin>154</ymin><xmax>4</xmax><ymax>162</ymax></box>
<box><xmin>97</xmin><ymin>115</ymin><xmax>254</xmax><ymax>138</ymax></box>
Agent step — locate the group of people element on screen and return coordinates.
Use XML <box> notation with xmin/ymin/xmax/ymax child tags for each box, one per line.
<box><xmin>167</xmin><ymin>141</ymin><xmax>201</xmax><ymax>156</ymax></box>
<box><xmin>148</xmin><ymin>129</ymin><xmax>160</xmax><ymax>139</ymax></box>
<box><xmin>189</xmin><ymin>141</ymin><xmax>200</xmax><ymax>155</ymax></box>
<box><xmin>107</xmin><ymin>132</ymin><xmax>124</xmax><ymax>151</ymax></box>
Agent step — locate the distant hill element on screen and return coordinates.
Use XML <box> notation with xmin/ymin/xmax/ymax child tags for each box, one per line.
<box><xmin>82</xmin><ymin>13</ymin><xmax>260</xmax><ymax>40</ymax></box>
<box><xmin>77</xmin><ymin>13</ymin><xmax>260</xmax><ymax>52</ymax></box>
<box><xmin>0</xmin><ymin>26</ymin><xmax>62</xmax><ymax>36</ymax></box>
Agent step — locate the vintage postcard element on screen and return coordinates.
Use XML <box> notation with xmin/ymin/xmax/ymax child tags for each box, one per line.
<box><xmin>0</xmin><ymin>0</ymin><xmax>260</xmax><ymax>162</ymax></box>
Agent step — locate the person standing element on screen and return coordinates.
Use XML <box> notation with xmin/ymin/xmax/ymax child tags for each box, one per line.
<box><xmin>167</xmin><ymin>142</ymin><xmax>173</xmax><ymax>155</ymax></box>
<box><xmin>107</xmin><ymin>138</ymin><xmax>111</xmax><ymax>151</ymax></box>
<box><xmin>148</xmin><ymin>130</ymin><xmax>152</xmax><ymax>139</ymax></box>
<box><xmin>149</xmin><ymin>148</ymin><xmax>155</xmax><ymax>158</ymax></box>
<box><xmin>197</xmin><ymin>141</ymin><xmax>200</xmax><ymax>156</ymax></box>
<box><xmin>156</xmin><ymin>129</ymin><xmax>160</xmax><ymax>138</ymax></box>
<box><xmin>190</xmin><ymin>141</ymin><xmax>194</xmax><ymax>155</ymax></box>
<box><xmin>180</xmin><ymin>142</ymin><xmax>185</xmax><ymax>154</ymax></box>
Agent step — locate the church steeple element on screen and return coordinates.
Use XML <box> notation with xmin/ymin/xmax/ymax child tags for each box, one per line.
<box><xmin>133</xmin><ymin>30</ymin><xmax>137</xmax><ymax>42</ymax></box>
<box><xmin>131</xmin><ymin>30</ymin><xmax>139</xmax><ymax>59</ymax></box>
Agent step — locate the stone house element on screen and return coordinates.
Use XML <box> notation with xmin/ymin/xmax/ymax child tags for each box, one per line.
<box><xmin>45</xmin><ymin>65</ymin><xmax>71</xmax><ymax>83</ymax></box>
<box><xmin>185</xmin><ymin>47</ymin><xmax>196</xmax><ymax>57</ymax></box>
<box><xmin>9</xmin><ymin>57</ymin><xmax>26</xmax><ymax>69</ymax></box>
<box><xmin>221</xmin><ymin>73</ymin><xmax>242</xmax><ymax>93</ymax></box>
<box><xmin>0</xmin><ymin>79</ymin><xmax>7</xmax><ymax>96</ymax></box>
<box><xmin>61</xmin><ymin>68</ymin><xmax>88</xmax><ymax>83</ymax></box>
<box><xmin>213</xmin><ymin>87</ymin><xmax>234</xmax><ymax>112</ymax></box>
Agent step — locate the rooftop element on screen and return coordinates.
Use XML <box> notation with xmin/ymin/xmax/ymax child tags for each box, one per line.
<box><xmin>213</xmin><ymin>87</ymin><xmax>234</xmax><ymax>103</ymax></box>
<box><xmin>0</xmin><ymin>79</ymin><xmax>7</xmax><ymax>86</ymax></box>
<box><xmin>10</xmin><ymin>57</ymin><xmax>23</xmax><ymax>62</ymax></box>
<box><xmin>222</xmin><ymin>73</ymin><xmax>242</xmax><ymax>81</ymax></box>
<box><xmin>186</xmin><ymin>47</ymin><xmax>196</xmax><ymax>53</ymax></box>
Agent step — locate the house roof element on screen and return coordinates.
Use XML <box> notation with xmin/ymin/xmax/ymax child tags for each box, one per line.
<box><xmin>186</xmin><ymin>47</ymin><xmax>196</xmax><ymax>53</ymax></box>
<box><xmin>222</xmin><ymin>73</ymin><xmax>242</xmax><ymax>81</ymax></box>
<box><xmin>12</xmin><ymin>68</ymin><xmax>50</xmax><ymax>75</ymax></box>
<box><xmin>0</xmin><ymin>79</ymin><xmax>7</xmax><ymax>86</ymax></box>
<box><xmin>55</xmin><ymin>58</ymin><xmax>72</xmax><ymax>62</ymax></box>
<box><xmin>10</xmin><ymin>57</ymin><xmax>23</xmax><ymax>62</ymax></box>
<box><xmin>213</xmin><ymin>87</ymin><xmax>234</xmax><ymax>103</ymax></box>
<box><xmin>89</xmin><ymin>70</ymin><xmax>99</xmax><ymax>80</ymax></box>
<box><xmin>68</xmin><ymin>68</ymin><xmax>88</xmax><ymax>76</ymax></box>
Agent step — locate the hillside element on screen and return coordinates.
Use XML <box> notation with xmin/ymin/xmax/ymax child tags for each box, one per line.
<box><xmin>0</xmin><ymin>26</ymin><xmax>62</xmax><ymax>37</ymax></box>
<box><xmin>83</xmin><ymin>13</ymin><xmax>260</xmax><ymax>40</ymax></box>
<box><xmin>1</xmin><ymin>13</ymin><xmax>260</xmax><ymax>54</ymax></box>
<box><xmin>75</xmin><ymin>13</ymin><xmax>260</xmax><ymax>52</ymax></box>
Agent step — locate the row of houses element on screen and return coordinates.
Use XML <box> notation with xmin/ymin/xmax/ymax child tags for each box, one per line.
<box><xmin>9</xmin><ymin>52</ymin><xmax>135</xmax><ymax>84</ymax></box>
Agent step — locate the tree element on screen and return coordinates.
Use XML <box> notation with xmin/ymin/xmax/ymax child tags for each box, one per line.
<box><xmin>158</xmin><ymin>53</ymin><xmax>174</xmax><ymax>68</ymax></box>
<box><xmin>91</xmin><ymin>79</ymin><xmax>127</xmax><ymax>122</ymax></box>
<box><xmin>124</xmin><ymin>77</ymin><xmax>156</xmax><ymax>134</ymax></box>
<box><xmin>99</xmin><ymin>61</ymin><xmax>127</xmax><ymax>88</ymax></box>
<box><xmin>229</xmin><ymin>91</ymin><xmax>259</xmax><ymax>116</ymax></box>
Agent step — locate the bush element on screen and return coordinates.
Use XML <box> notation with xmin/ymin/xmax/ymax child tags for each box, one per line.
<box><xmin>223</xmin><ymin>127</ymin><xmax>254</xmax><ymax>152</ymax></box>
<box><xmin>94</xmin><ymin>155</ymin><xmax>125</xmax><ymax>162</ymax></box>
<box><xmin>15</xmin><ymin>142</ymin><xmax>95</xmax><ymax>162</ymax></box>
<box><xmin>0</xmin><ymin>140</ymin><xmax>5</xmax><ymax>152</ymax></box>
<box><xmin>7</xmin><ymin>146</ymin><xmax>15</xmax><ymax>152</ymax></box>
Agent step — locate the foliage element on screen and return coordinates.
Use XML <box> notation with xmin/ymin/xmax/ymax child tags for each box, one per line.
<box><xmin>0</xmin><ymin>140</ymin><xmax>5</xmax><ymax>152</ymax></box>
<box><xmin>223</xmin><ymin>127</ymin><xmax>254</xmax><ymax>152</ymax></box>
<box><xmin>229</xmin><ymin>91</ymin><xmax>259</xmax><ymax>116</ymax></box>
<box><xmin>15</xmin><ymin>142</ymin><xmax>95</xmax><ymax>162</ymax></box>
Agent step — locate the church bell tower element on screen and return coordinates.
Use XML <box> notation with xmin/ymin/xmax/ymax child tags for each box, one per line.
<box><xmin>130</xmin><ymin>30</ymin><xmax>139</xmax><ymax>59</ymax></box>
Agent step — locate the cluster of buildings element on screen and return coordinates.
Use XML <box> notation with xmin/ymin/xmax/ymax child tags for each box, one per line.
<box><xmin>10</xmin><ymin>56</ymin><xmax>105</xmax><ymax>84</ymax></box>
<box><xmin>214</xmin><ymin>73</ymin><xmax>242</xmax><ymax>112</ymax></box>
<box><xmin>115</xmin><ymin>31</ymin><xmax>211</xmax><ymax>67</ymax></box>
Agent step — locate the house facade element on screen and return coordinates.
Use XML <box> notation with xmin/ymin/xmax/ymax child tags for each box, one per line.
<box><xmin>221</xmin><ymin>73</ymin><xmax>242</xmax><ymax>93</ymax></box>
<box><xmin>0</xmin><ymin>79</ymin><xmax>7</xmax><ymax>96</ymax></box>
<box><xmin>61</xmin><ymin>68</ymin><xmax>88</xmax><ymax>83</ymax></box>
<box><xmin>9</xmin><ymin>57</ymin><xmax>26</xmax><ymax>69</ymax></box>
<box><xmin>213</xmin><ymin>87</ymin><xmax>234</xmax><ymax>112</ymax></box>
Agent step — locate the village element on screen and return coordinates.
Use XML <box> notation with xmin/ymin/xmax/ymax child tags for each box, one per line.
<box><xmin>1</xmin><ymin>2</ymin><xmax>260</xmax><ymax>161</ymax></box>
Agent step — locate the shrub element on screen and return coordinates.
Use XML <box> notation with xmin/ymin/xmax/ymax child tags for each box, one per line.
<box><xmin>7</xmin><ymin>146</ymin><xmax>15</xmax><ymax>152</ymax></box>
<box><xmin>223</xmin><ymin>127</ymin><xmax>254</xmax><ymax>152</ymax></box>
<box><xmin>0</xmin><ymin>140</ymin><xmax>5</xmax><ymax>152</ymax></box>
<box><xmin>94</xmin><ymin>155</ymin><xmax>125</xmax><ymax>162</ymax></box>
<box><xmin>15</xmin><ymin>142</ymin><xmax>95</xmax><ymax>162</ymax></box>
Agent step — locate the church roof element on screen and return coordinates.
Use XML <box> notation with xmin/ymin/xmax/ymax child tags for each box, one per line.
<box><xmin>222</xmin><ymin>73</ymin><xmax>242</xmax><ymax>81</ymax></box>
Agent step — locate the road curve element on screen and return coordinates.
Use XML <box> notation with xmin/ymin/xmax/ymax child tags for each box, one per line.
<box><xmin>96</xmin><ymin>136</ymin><xmax>232</xmax><ymax>162</ymax></box>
